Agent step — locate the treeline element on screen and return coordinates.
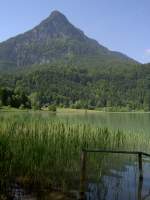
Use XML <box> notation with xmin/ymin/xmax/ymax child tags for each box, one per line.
<box><xmin>0</xmin><ymin>63</ymin><xmax>150</xmax><ymax>111</ymax></box>
<box><xmin>0</xmin><ymin>88</ymin><xmax>31</xmax><ymax>109</ymax></box>
<box><xmin>0</xmin><ymin>87</ymin><xmax>57</xmax><ymax>111</ymax></box>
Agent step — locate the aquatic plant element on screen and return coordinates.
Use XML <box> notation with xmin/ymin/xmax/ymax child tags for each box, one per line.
<box><xmin>0</xmin><ymin>112</ymin><xmax>150</xmax><ymax>192</ymax></box>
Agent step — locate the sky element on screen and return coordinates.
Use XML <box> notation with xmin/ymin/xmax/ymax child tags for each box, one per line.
<box><xmin>0</xmin><ymin>0</ymin><xmax>150</xmax><ymax>63</ymax></box>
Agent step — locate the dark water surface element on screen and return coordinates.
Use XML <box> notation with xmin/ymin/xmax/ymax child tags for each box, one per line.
<box><xmin>8</xmin><ymin>161</ymin><xmax>150</xmax><ymax>200</ymax></box>
<box><xmin>86</xmin><ymin>160</ymin><xmax>150</xmax><ymax>200</ymax></box>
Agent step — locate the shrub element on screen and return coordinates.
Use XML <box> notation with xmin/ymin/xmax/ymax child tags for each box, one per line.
<box><xmin>48</xmin><ymin>105</ymin><xmax>57</xmax><ymax>112</ymax></box>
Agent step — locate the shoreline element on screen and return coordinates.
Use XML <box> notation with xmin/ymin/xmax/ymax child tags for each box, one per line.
<box><xmin>1</xmin><ymin>106</ymin><xmax>150</xmax><ymax>114</ymax></box>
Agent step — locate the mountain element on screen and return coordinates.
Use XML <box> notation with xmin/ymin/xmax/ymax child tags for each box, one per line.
<box><xmin>0</xmin><ymin>10</ymin><xmax>137</xmax><ymax>70</ymax></box>
<box><xmin>1</xmin><ymin>11</ymin><xmax>150</xmax><ymax>112</ymax></box>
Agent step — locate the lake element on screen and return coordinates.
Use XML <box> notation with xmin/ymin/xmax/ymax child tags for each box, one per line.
<box><xmin>2</xmin><ymin>110</ymin><xmax>150</xmax><ymax>134</ymax></box>
<box><xmin>56</xmin><ymin>110</ymin><xmax>150</xmax><ymax>134</ymax></box>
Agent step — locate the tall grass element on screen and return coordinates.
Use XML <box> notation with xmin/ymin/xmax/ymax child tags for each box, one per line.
<box><xmin>0</xmin><ymin>112</ymin><xmax>150</xmax><ymax>192</ymax></box>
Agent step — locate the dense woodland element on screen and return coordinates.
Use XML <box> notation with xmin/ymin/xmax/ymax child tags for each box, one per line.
<box><xmin>0</xmin><ymin>87</ymin><xmax>31</xmax><ymax>109</ymax></box>
<box><xmin>0</xmin><ymin>62</ymin><xmax>150</xmax><ymax>111</ymax></box>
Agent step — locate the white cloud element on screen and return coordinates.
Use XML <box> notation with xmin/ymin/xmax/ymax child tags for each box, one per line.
<box><xmin>145</xmin><ymin>49</ymin><xmax>150</xmax><ymax>56</ymax></box>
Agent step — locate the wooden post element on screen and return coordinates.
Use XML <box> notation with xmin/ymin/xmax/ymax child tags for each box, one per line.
<box><xmin>138</xmin><ymin>153</ymin><xmax>143</xmax><ymax>180</ymax></box>
<box><xmin>138</xmin><ymin>174</ymin><xmax>143</xmax><ymax>200</ymax></box>
<box><xmin>79</xmin><ymin>150</ymin><xmax>87</xmax><ymax>200</ymax></box>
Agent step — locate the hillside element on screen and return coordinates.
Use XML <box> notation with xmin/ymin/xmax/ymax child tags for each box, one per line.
<box><xmin>0</xmin><ymin>62</ymin><xmax>150</xmax><ymax>111</ymax></box>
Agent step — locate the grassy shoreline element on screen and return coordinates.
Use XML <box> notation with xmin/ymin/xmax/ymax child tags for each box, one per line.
<box><xmin>1</xmin><ymin>106</ymin><xmax>150</xmax><ymax>114</ymax></box>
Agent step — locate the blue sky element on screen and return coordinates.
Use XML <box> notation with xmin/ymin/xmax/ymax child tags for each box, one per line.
<box><xmin>0</xmin><ymin>0</ymin><xmax>149</xmax><ymax>63</ymax></box>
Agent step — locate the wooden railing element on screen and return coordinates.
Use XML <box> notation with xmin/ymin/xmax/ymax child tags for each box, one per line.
<box><xmin>79</xmin><ymin>149</ymin><xmax>150</xmax><ymax>200</ymax></box>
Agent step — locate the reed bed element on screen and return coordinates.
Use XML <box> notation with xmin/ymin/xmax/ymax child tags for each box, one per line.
<box><xmin>0</xmin><ymin>112</ymin><xmax>150</xmax><ymax>192</ymax></box>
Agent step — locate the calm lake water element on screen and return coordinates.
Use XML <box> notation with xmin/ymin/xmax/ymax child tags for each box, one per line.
<box><xmin>56</xmin><ymin>111</ymin><xmax>150</xmax><ymax>134</ymax></box>
<box><xmin>2</xmin><ymin>110</ymin><xmax>150</xmax><ymax>200</ymax></box>
<box><xmin>2</xmin><ymin>110</ymin><xmax>150</xmax><ymax>134</ymax></box>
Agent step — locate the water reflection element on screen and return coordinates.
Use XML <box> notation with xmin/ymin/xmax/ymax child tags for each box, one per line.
<box><xmin>4</xmin><ymin>162</ymin><xmax>150</xmax><ymax>200</ymax></box>
<box><xmin>5</xmin><ymin>183</ymin><xmax>75</xmax><ymax>200</ymax></box>
<box><xmin>86</xmin><ymin>162</ymin><xmax>150</xmax><ymax>200</ymax></box>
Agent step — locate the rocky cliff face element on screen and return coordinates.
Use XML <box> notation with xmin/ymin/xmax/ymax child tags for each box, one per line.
<box><xmin>0</xmin><ymin>10</ymin><xmax>137</xmax><ymax>70</ymax></box>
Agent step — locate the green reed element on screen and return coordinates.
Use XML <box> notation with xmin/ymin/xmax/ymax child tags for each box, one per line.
<box><xmin>0</xmin><ymin>112</ymin><xmax>150</xmax><ymax>191</ymax></box>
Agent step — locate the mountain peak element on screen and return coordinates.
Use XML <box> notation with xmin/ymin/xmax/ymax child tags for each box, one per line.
<box><xmin>38</xmin><ymin>10</ymin><xmax>70</xmax><ymax>31</ymax></box>
<box><xmin>50</xmin><ymin>10</ymin><xmax>64</xmax><ymax>17</ymax></box>
<box><xmin>48</xmin><ymin>10</ymin><xmax>68</xmax><ymax>22</ymax></box>
<box><xmin>0</xmin><ymin>10</ymin><xmax>138</xmax><ymax>69</ymax></box>
<box><xmin>34</xmin><ymin>10</ymin><xmax>85</xmax><ymax>42</ymax></box>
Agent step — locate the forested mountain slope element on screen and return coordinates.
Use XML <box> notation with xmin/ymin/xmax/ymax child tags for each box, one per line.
<box><xmin>0</xmin><ymin>62</ymin><xmax>150</xmax><ymax>111</ymax></box>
